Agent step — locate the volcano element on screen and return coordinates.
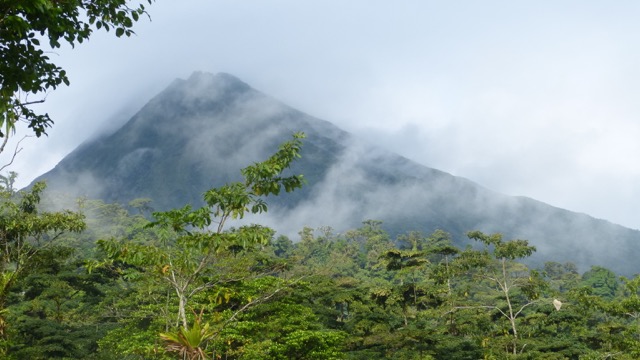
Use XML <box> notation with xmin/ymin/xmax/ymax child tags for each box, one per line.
<box><xmin>32</xmin><ymin>72</ymin><xmax>640</xmax><ymax>275</ymax></box>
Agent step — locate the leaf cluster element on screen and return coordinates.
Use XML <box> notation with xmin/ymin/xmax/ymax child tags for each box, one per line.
<box><xmin>0</xmin><ymin>0</ymin><xmax>155</xmax><ymax>138</ymax></box>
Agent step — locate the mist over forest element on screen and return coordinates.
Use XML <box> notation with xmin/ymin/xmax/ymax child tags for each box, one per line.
<box><xmin>3</xmin><ymin>2</ymin><xmax>640</xmax><ymax>358</ymax></box>
<box><xmin>2</xmin><ymin>71</ymin><xmax>636</xmax><ymax>358</ymax></box>
<box><xmin>33</xmin><ymin>72</ymin><xmax>640</xmax><ymax>277</ymax></box>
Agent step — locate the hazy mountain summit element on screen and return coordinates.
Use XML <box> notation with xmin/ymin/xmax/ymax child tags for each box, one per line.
<box><xmin>33</xmin><ymin>72</ymin><xmax>640</xmax><ymax>275</ymax></box>
<box><xmin>39</xmin><ymin>72</ymin><xmax>348</xmax><ymax>209</ymax></box>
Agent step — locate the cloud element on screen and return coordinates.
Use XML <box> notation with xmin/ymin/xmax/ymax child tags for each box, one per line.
<box><xmin>4</xmin><ymin>0</ymin><xmax>640</xmax><ymax>231</ymax></box>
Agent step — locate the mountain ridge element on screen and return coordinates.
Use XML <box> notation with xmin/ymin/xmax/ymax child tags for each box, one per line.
<box><xmin>32</xmin><ymin>72</ymin><xmax>640</xmax><ymax>275</ymax></box>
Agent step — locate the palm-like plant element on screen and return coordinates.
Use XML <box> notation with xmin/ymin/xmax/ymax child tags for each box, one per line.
<box><xmin>160</xmin><ymin>315</ymin><xmax>215</xmax><ymax>360</ymax></box>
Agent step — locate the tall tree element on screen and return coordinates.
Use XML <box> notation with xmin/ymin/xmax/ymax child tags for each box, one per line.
<box><xmin>97</xmin><ymin>133</ymin><xmax>306</xmax><ymax>357</ymax></box>
<box><xmin>461</xmin><ymin>231</ymin><xmax>545</xmax><ymax>356</ymax></box>
<box><xmin>0</xmin><ymin>180</ymin><xmax>85</xmax><ymax>354</ymax></box>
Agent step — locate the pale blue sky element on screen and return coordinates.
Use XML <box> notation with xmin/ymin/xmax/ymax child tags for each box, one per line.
<box><xmin>6</xmin><ymin>1</ymin><xmax>640</xmax><ymax>229</ymax></box>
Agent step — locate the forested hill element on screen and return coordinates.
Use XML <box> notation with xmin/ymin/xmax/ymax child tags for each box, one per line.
<box><xmin>32</xmin><ymin>71</ymin><xmax>640</xmax><ymax>275</ymax></box>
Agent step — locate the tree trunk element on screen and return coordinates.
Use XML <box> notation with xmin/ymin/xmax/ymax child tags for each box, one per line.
<box><xmin>176</xmin><ymin>289</ymin><xmax>188</xmax><ymax>330</ymax></box>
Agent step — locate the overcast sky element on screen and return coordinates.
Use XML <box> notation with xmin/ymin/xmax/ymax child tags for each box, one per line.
<box><xmin>5</xmin><ymin>1</ymin><xmax>640</xmax><ymax>230</ymax></box>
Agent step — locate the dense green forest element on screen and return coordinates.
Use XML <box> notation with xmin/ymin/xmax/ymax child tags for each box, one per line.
<box><xmin>0</xmin><ymin>134</ymin><xmax>638</xmax><ymax>360</ymax></box>
<box><xmin>1</xmin><ymin>3</ymin><xmax>640</xmax><ymax>358</ymax></box>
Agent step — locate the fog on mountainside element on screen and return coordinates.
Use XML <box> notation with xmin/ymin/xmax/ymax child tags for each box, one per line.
<box><xmin>31</xmin><ymin>72</ymin><xmax>640</xmax><ymax>276</ymax></box>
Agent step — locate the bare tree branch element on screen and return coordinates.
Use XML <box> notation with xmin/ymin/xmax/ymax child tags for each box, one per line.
<box><xmin>214</xmin><ymin>275</ymin><xmax>308</xmax><ymax>335</ymax></box>
<box><xmin>0</xmin><ymin>135</ymin><xmax>31</xmax><ymax>171</ymax></box>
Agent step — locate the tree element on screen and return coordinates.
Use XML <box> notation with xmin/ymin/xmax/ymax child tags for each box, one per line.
<box><xmin>581</xmin><ymin>266</ymin><xmax>619</xmax><ymax>300</ymax></box>
<box><xmin>460</xmin><ymin>231</ymin><xmax>545</xmax><ymax>356</ymax></box>
<box><xmin>0</xmin><ymin>180</ymin><xmax>85</xmax><ymax>354</ymax></box>
<box><xmin>0</xmin><ymin>182</ymin><xmax>85</xmax><ymax>304</ymax></box>
<box><xmin>0</xmin><ymin>0</ymin><xmax>155</xmax><ymax>153</ymax></box>
<box><xmin>97</xmin><ymin>133</ymin><xmax>306</xmax><ymax>356</ymax></box>
<box><xmin>543</xmin><ymin>261</ymin><xmax>580</xmax><ymax>293</ymax></box>
<box><xmin>344</xmin><ymin>220</ymin><xmax>393</xmax><ymax>270</ymax></box>
<box><xmin>5</xmin><ymin>246</ymin><xmax>120</xmax><ymax>359</ymax></box>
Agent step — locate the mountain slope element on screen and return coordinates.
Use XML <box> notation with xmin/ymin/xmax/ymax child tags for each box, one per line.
<box><xmin>33</xmin><ymin>72</ymin><xmax>640</xmax><ymax>275</ymax></box>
